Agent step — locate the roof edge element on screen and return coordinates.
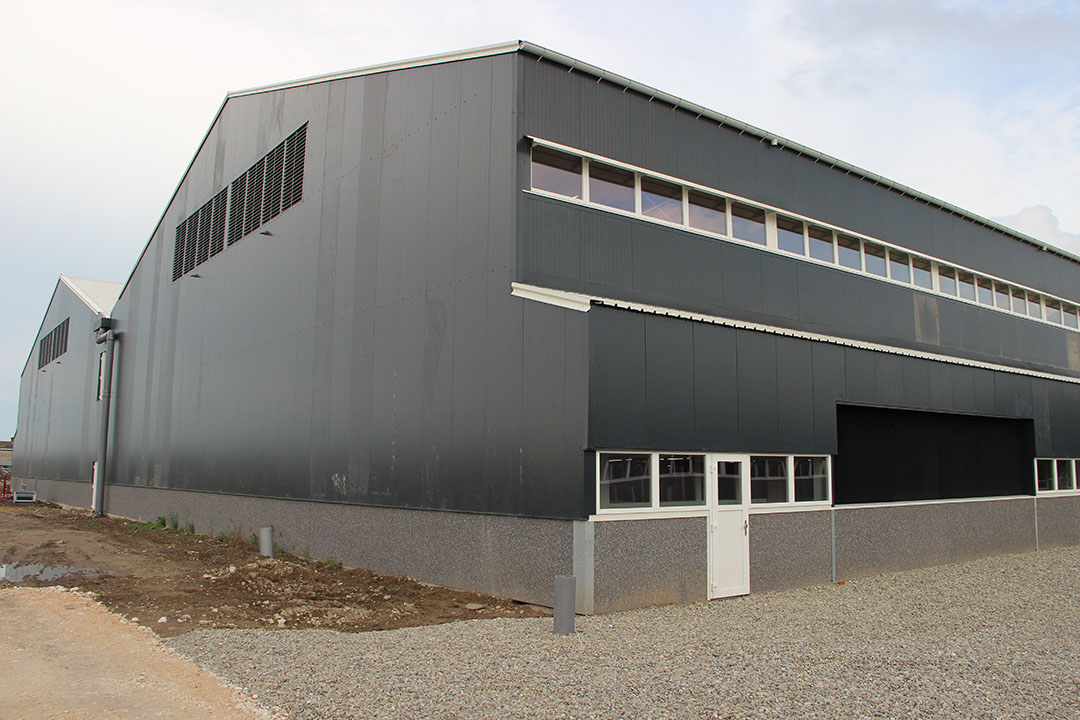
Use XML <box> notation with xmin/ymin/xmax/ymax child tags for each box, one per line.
<box><xmin>60</xmin><ymin>275</ymin><xmax>123</xmax><ymax>315</ymax></box>
<box><xmin>228</xmin><ymin>41</ymin><xmax>524</xmax><ymax>99</ymax></box>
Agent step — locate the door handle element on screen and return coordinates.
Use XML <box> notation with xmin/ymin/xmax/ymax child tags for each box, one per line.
<box><xmin>744</xmin><ymin>519</ymin><xmax>748</xmax><ymax>536</ymax></box>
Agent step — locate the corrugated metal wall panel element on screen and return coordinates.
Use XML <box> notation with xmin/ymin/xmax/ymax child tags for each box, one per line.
<box><xmin>735</xmin><ymin>331</ymin><xmax>779</xmax><ymax>451</ymax></box>
<box><xmin>644</xmin><ymin>315</ymin><xmax>695</xmax><ymax>449</ymax></box>
<box><xmin>589</xmin><ymin>308</ymin><xmax>647</xmax><ymax>450</ymax></box>
<box><xmin>692</xmin><ymin>323</ymin><xmax>739</xmax><ymax>448</ymax></box>
<box><xmin>589</xmin><ymin>305</ymin><xmax>1068</xmax><ymax>459</ymax></box>
<box><xmin>775</xmin><ymin>339</ymin><xmax>814</xmax><ymax>452</ymax></box>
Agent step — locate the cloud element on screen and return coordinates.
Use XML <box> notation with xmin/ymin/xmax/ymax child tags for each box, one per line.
<box><xmin>992</xmin><ymin>206</ymin><xmax>1080</xmax><ymax>257</ymax></box>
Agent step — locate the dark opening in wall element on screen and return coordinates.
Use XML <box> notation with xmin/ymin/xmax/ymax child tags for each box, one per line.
<box><xmin>833</xmin><ymin>404</ymin><xmax>1034</xmax><ymax>504</ymax></box>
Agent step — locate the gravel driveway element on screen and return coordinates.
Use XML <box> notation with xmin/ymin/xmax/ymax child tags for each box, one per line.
<box><xmin>171</xmin><ymin>546</ymin><xmax>1080</xmax><ymax>719</ymax></box>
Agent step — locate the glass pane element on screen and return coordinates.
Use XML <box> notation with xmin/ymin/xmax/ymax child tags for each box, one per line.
<box><xmin>794</xmin><ymin>456</ymin><xmax>829</xmax><ymax>502</ymax></box>
<box><xmin>1036</xmin><ymin>459</ymin><xmax>1054</xmax><ymax>492</ymax></box>
<box><xmin>641</xmin><ymin>177</ymin><xmax>683</xmax><ymax>224</ymax></box>
<box><xmin>688</xmin><ymin>191</ymin><xmax>726</xmax><ymax>235</ymax></box>
<box><xmin>1027</xmin><ymin>294</ymin><xmax>1042</xmax><ymax>319</ymax></box>
<box><xmin>1011</xmin><ymin>288</ymin><xmax>1026</xmax><ymax>314</ymax></box>
<box><xmin>589</xmin><ymin>163</ymin><xmax>635</xmax><ymax>212</ymax></box>
<box><xmin>659</xmin><ymin>454</ymin><xmax>705</xmax><ymax>506</ymax></box>
<box><xmin>864</xmin><ymin>243</ymin><xmax>887</xmax><ymax>277</ymax></box>
<box><xmin>1064</xmin><ymin>305</ymin><xmax>1079</xmax><ymax>329</ymax></box>
<box><xmin>994</xmin><ymin>283</ymin><xmax>1011</xmax><ymax>310</ymax></box>
<box><xmin>808</xmin><ymin>225</ymin><xmax>834</xmax><ymax>262</ymax></box>
<box><xmin>731</xmin><ymin>203</ymin><xmax>766</xmax><ymax>245</ymax></box>
<box><xmin>751</xmin><ymin>456</ymin><xmax>788</xmax><ymax>504</ymax></box>
<box><xmin>777</xmin><ymin>216</ymin><xmax>805</xmax><ymax>255</ymax></box>
<box><xmin>977</xmin><ymin>278</ymin><xmax>994</xmax><ymax>305</ymax></box>
<box><xmin>532</xmin><ymin>147</ymin><xmax>581</xmax><ymax>198</ymax></box>
<box><xmin>716</xmin><ymin>461</ymin><xmax>742</xmax><ymax>505</ymax></box>
<box><xmin>837</xmin><ymin>235</ymin><xmax>861</xmax><ymax>270</ymax></box>
<box><xmin>1056</xmin><ymin>459</ymin><xmax>1075</xmax><ymax>491</ymax></box>
<box><xmin>938</xmin><ymin>266</ymin><xmax>957</xmax><ymax>295</ymax></box>
<box><xmin>957</xmin><ymin>272</ymin><xmax>976</xmax><ymax>301</ymax></box>
<box><xmin>888</xmin><ymin>251</ymin><xmax>911</xmax><ymax>283</ymax></box>
<box><xmin>912</xmin><ymin>257</ymin><xmax>933</xmax><ymax>289</ymax></box>
<box><xmin>1045</xmin><ymin>300</ymin><xmax>1062</xmax><ymax>324</ymax></box>
<box><xmin>599</xmin><ymin>453</ymin><xmax>651</xmax><ymax>509</ymax></box>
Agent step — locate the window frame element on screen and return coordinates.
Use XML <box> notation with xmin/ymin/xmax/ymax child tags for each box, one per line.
<box><xmin>525</xmin><ymin>137</ymin><xmax>1080</xmax><ymax>337</ymax></box>
<box><xmin>1034</xmin><ymin>458</ymin><xmax>1080</xmax><ymax>495</ymax></box>
<box><xmin>594</xmin><ymin>450</ymin><xmax>832</xmax><ymax>518</ymax></box>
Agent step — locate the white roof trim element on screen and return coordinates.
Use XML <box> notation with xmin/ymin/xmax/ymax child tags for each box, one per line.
<box><xmin>510</xmin><ymin>281</ymin><xmax>1080</xmax><ymax>386</ymax></box>
<box><xmin>510</xmin><ymin>283</ymin><xmax>592</xmax><ymax>312</ymax></box>
<box><xmin>228</xmin><ymin>41</ymin><xmax>523</xmax><ymax>98</ymax></box>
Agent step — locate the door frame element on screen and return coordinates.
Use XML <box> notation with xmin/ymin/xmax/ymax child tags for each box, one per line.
<box><xmin>706</xmin><ymin>453</ymin><xmax>751</xmax><ymax>599</ymax></box>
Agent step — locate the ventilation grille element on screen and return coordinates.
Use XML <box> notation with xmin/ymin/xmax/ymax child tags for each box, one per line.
<box><xmin>38</xmin><ymin>317</ymin><xmax>70</xmax><ymax>369</ymax></box>
<box><xmin>172</xmin><ymin>122</ymin><xmax>308</xmax><ymax>282</ymax></box>
<box><xmin>209</xmin><ymin>189</ymin><xmax>227</xmax><ymax>257</ymax></box>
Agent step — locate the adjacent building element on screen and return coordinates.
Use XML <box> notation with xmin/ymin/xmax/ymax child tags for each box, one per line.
<box><xmin>15</xmin><ymin>42</ymin><xmax>1080</xmax><ymax>612</ymax></box>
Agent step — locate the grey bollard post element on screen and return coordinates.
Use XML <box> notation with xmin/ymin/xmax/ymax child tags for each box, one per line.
<box><xmin>553</xmin><ymin>575</ymin><xmax>576</xmax><ymax>635</ymax></box>
<box><xmin>258</xmin><ymin>527</ymin><xmax>274</xmax><ymax>558</ymax></box>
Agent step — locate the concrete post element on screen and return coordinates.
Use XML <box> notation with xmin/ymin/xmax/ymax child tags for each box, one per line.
<box><xmin>553</xmin><ymin>575</ymin><xmax>576</xmax><ymax>635</ymax></box>
<box><xmin>258</xmin><ymin>527</ymin><xmax>274</xmax><ymax>558</ymax></box>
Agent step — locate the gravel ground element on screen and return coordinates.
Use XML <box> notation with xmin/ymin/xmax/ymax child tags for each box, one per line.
<box><xmin>171</xmin><ymin>546</ymin><xmax>1080</xmax><ymax>719</ymax></box>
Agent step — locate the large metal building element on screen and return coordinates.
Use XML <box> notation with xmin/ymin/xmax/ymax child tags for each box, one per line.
<box><xmin>15</xmin><ymin>42</ymin><xmax>1080</xmax><ymax>612</ymax></box>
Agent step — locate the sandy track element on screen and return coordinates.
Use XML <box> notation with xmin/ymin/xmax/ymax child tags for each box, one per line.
<box><xmin>0</xmin><ymin>587</ymin><xmax>279</xmax><ymax>720</ymax></box>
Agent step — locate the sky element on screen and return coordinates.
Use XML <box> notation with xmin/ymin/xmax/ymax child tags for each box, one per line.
<box><xmin>2</xmin><ymin>0</ymin><xmax>1079</xmax><ymax>438</ymax></box>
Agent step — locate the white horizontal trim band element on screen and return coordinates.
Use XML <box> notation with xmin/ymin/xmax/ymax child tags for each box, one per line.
<box><xmin>510</xmin><ymin>281</ymin><xmax>1080</xmax><ymax>386</ymax></box>
<box><xmin>589</xmin><ymin>494</ymin><xmax>1034</xmax><ymax>521</ymax></box>
<box><xmin>834</xmin><ymin>494</ymin><xmax>1032</xmax><ymax>510</ymax></box>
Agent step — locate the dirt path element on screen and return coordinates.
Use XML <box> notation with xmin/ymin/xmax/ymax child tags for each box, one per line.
<box><xmin>0</xmin><ymin>586</ymin><xmax>278</xmax><ymax>720</ymax></box>
<box><xmin>0</xmin><ymin>503</ymin><xmax>547</xmax><ymax>637</ymax></box>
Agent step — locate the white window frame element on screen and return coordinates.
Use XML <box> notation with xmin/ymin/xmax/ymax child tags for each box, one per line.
<box><xmin>595</xmin><ymin>450</ymin><xmax>832</xmax><ymax>519</ymax></box>
<box><xmin>1035</xmin><ymin>457</ymin><xmax>1080</xmax><ymax>495</ymax></box>
<box><xmin>526</xmin><ymin>137</ymin><xmax>1080</xmax><ymax>335</ymax></box>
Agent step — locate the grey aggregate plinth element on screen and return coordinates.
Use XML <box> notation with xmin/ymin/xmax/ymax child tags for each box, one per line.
<box><xmin>749</xmin><ymin>510</ymin><xmax>833</xmax><ymax>591</ymax></box>
<box><xmin>1036</xmin><ymin>494</ymin><xmax>1080</xmax><ymax>547</ymax></box>
<box><xmin>834</xmin><ymin>497</ymin><xmax>1035</xmax><ymax>578</ymax></box>
<box><xmin>593</xmin><ymin>516</ymin><xmax>706</xmax><ymax>612</ymax></box>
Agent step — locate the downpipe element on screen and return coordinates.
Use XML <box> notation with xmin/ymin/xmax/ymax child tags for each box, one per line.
<box><xmin>93</xmin><ymin>318</ymin><xmax>115</xmax><ymax>516</ymax></box>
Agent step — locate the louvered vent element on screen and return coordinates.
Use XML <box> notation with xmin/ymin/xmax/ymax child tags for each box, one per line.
<box><xmin>228</xmin><ymin>176</ymin><xmax>246</xmax><ymax>246</ymax></box>
<box><xmin>262</xmin><ymin>141</ymin><xmax>285</xmax><ymax>223</ymax></box>
<box><xmin>282</xmin><ymin>123</ymin><xmax>307</xmax><ymax>211</ymax></box>
<box><xmin>172</xmin><ymin>122</ymin><xmax>308</xmax><ymax>281</ymax></box>
<box><xmin>38</xmin><ymin>317</ymin><xmax>70</xmax><ymax>369</ymax></box>
<box><xmin>196</xmin><ymin>198</ymin><xmax>212</xmax><ymax>266</ymax></box>
<box><xmin>210</xmin><ymin>189</ymin><xmax>227</xmax><ymax>257</ymax></box>
<box><xmin>243</xmin><ymin>158</ymin><xmax>265</xmax><ymax>236</ymax></box>
<box><xmin>183</xmin><ymin>215</ymin><xmax>198</xmax><ymax>274</ymax></box>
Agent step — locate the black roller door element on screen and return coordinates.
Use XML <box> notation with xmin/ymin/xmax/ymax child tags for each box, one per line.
<box><xmin>834</xmin><ymin>404</ymin><xmax>1034</xmax><ymax>504</ymax></box>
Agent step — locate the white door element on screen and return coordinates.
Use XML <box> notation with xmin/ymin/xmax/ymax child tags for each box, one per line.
<box><xmin>707</xmin><ymin>455</ymin><xmax>750</xmax><ymax>598</ymax></box>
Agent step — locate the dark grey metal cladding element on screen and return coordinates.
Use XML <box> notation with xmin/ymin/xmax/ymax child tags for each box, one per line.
<box><xmin>14</xmin><ymin>283</ymin><xmax>105</xmax><ymax>485</ymax></box>
<box><xmin>587</xmin><ymin>304</ymin><xmax>1080</xmax><ymax>469</ymax></box>
<box><xmin>522</xmin><ymin>195</ymin><xmax>1080</xmax><ymax>377</ymax></box>
<box><xmin>104</xmin><ymin>54</ymin><xmax>588</xmax><ymax>519</ymax></box>
<box><xmin>517</xmin><ymin>54</ymin><xmax>1080</xmax><ymax>317</ymax></box>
